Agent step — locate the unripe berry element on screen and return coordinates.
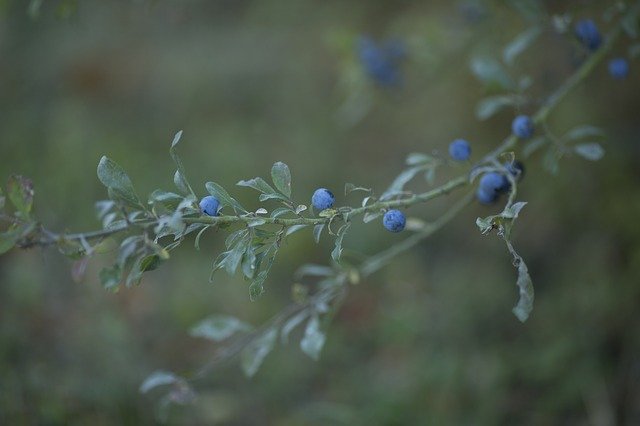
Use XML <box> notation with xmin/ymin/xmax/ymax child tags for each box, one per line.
<box><xmin>511</xmin><ymin>115</ymin><xmax>534</xmax><ymax>139</ymax></box>
<box><xmin>574</xmin><ymin>19</ymin><xmax>602</xmax><ymax>51</ymax></box>
<box><xmin>199</xmin><ymin>195</ymin><xmax>220</xmax><ymax>216</ymax></box>
<box><xmin>383</xmin><ymin>209</ymin><xmax>406</xmax><ymax>233</ymax></box>
<box><xmin>608</xmin><ymin>58</ymin><xmax>629</xmax><ymax>80</ymax></box>
<box><xmin>449</xmin><ymin>139</ymin><xmax>471</xmax><ymax>161</ymax></box>
<box><xmin>311</xmin><ymin>188</ymin><xmax>335</xmax><ymax>211</ymax></box>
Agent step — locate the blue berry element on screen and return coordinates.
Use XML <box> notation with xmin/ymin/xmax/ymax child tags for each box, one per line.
<box><xmin>608</xmin><ymin>58</ymin><xmax>629</xmax><ymax>80</ymax></box>
<box><xmin>357</xmin><ymin>36</ymin><xmax>405</xmax><ymax>87</ymax></box>
<box><xmin>199</xmin><ymin>195</ymin><xmax>220</xmax><ymax>216</ymax></box>
<box><xmin>311</xmin><ymin>188</ymin><xmax>335</xmax><ymax>211</ymax></box>
<box><xmin>511</xmin><ymin>115</ymin><xmax>534</xmax><ymax>139</ymax></box>
<box><xmin>476</xmin><ymin>187</ymin><xmax>498</xmax><ymax>205</ymax></box>
<box><xmin>449</xmin><ymin>139</ymin><xmax>471</xmax><ymax>161</ymax></box>
<box><xmin>383</xmin><ymin>209</ymin><xmax>406</xmax><ymax>233</ymax></box>
<box><xmin>575</xmin><ymin>19</ymin><xmax>602</xmax><ymax>51</ymax></box>
<box><xmin>479</xmin><ymin>172</ymin><xmax>510</xmax><ymax>194</ymax></box>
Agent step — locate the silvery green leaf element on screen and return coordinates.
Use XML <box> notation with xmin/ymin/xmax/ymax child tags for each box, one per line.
<box><xmin>512</xmin><ymin>257</ymin><xmax>534</xmax><ymax>322</ymax></box>
<box><xmin>381</xmin><ymin>166</ymin><xmax>424</xmax><ymax>200</ymax></box>
<box><xmin>470</xmin><ymin>57</ymin><xmax>515</xmax><ymax>89</ymax></box>
<box><xmin>281</xmin><ymin>310</ymin><xmax>309</xmax><ymax>344</ymax></box>
<box><xmin>240</xmin><ymin>327</ymin><xmax>277</xmax><ymax>377</ymax></box>
<box><xmin>139</xmin><ymin>370</ymin><xmax>180</xmax><ymax>394</ymax></box>
<box><xmin>503</xmin><ymin>26</ymin><xmax>542</xmax><ymax>66</ymax></box>
<box><xmin>300</xmin><ymin>315</ymin><xmax>326</xmax><ymax>361</ymax></box>
<box><xmin>271</xmin><ymin>162</ymin><xmax>292</xmax><ymax>198</ymax></box>
<box><xmin>97</xmin><ymin>157</ymin><xmax>141</xmax><ymax>207</ymax></box>
<box><xmin>190</xmin><ymin>315</ymin><xmax>253</xmax><ymax>341</ymax></box>
<box><xmin>563</xmin><ymin>125</ymin><xmax>605</xmax><ymax>141</ymax></box>
<box><xmin>205</xmin><ymin>181</ymin><xmax>247</xmax><ymax>214</ymax></box>
<box><xmin>476</xmin><ymin>95</ymin><xmax>516</xmax><ymax>120</ymax></box>
<box><xmin>286</xmin><ymin>224</ymin><xmax>308</xmax><ymax>236</ymax></box>
<box><xmin>313</xmin><ymin>223</ymin><xmax>325</xmax><ymax>243</ymax></box>
<box><xmin>573</xmin><ymin>143</ymin><xmax>605</xmax><ymax>161</ymax></box>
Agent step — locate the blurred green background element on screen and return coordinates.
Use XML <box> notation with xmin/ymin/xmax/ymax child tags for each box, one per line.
<box><xmin>1</xmin><ymin>0</ymin><xmax>640</xmax><ymax>424</ymax></box>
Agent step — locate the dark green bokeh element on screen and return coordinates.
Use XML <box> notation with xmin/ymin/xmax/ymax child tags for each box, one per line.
<box><xmin>1</xmin><ymin>1</ymin><xmax>639</xmax><ymax>424</ymax></box>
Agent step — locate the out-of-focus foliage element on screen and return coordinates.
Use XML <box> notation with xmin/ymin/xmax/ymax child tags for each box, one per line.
<box><xmin>1</xmin><ymin>0</ymin><xmax>640</xmax><ymax>424</ymax></box>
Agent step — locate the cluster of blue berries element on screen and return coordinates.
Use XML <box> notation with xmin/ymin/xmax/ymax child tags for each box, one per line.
<box><xmin>311</xmin><ymin>187</ymin><xmax>406</xmax><ymax>233</ymax></box>
<box><xmin>476</xmin><ymin>161</ymin><xmax>525</xmax><ymax>205</ymax></box>
<box><xmin>574</xmin><ymin>18</ymin><xmax>631</xmax><ymax>80</ymax></box>
<box><xmin>357</xmin><ymin>36</ymin><xmax>406</xmax><ymax>87</ymax></box>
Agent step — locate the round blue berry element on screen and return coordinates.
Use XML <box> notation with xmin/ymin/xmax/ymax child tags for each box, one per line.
<box><xmin>479</xmin><ymin>172</ymin><xmax>510</xmax><ymax>194</ymax></box>
<box><xmin>199</xmin><ymin>195</ymin><xmax>220</xmax><ymax>216</ymax></box>
<box><xmin>505</xmin><ymin>160</ymin><xmax>525</xmax><ymax>181</ymax></box>
<box><xmin>311</xmin><ymin>188</ymin><xmax>335</xmax><ymax>211</ymax></box>
<box><xmin>476</xmin><ymin>187</ymin><xmax>498</xmax><ymax>205</ymax></box>
<box><xmin>357</xmin><ymin>36</ymin><xmax>403</xmax><ymax>87</ymax></box>
<box><xmin>575</xmin><ymin>19</ymin><xmax>602</xmax><ymax>51</ymax></box>
<box><xmin>511</xmin><ymin>115</ymin><xmax>534</xmax><ymax>139</ymax></box>
<box><xmin>449</xmin><ymin>139</ymin><xmax>471</xmax><ymax>161</ymax></box>
<box><xmin>608</xmin><ymin>58</ymin><xmax>629</xmax><ymax>80</ymax></box>
<box><xmin>383</xmin><ymin>209</ymin><xmax>406</xmax><ymax>233</ymax></box>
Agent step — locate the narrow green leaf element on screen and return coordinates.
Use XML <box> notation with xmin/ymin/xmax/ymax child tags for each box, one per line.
<box><xmin>249</xmin><ymin>271</ymin><xmax>268</xmax><ymax>301</ymax></box>
<box><xmin>190</xmin><ymin>315</ymin><xmax>253</xmax><ymax>341</ymax></box>
<box><xmin>573</xmin><ymin>143</ymin><xmax>605</xmax><ymax>161</ymax></box>
<box><xmin>194</xmin><ymin>225</ymin><xmax>210</xmax><ymax>250</ymax></box>
<box><xmin>512</xmin><ymin>258</ymin><xmax>534</xmax><ymax>322</ymax></box>
<box><xmin>171</xmin><ymin>130</ymin><xmax>183</xmax><ymax>148</ymax></box>
<box><xmin>344</xmin><ymin>183</ymin><xmax>372</xmax><ymax>195</ymax></box>
<box><xmin>237</xmin><ymin>177</ymin><xmax>276</xmax><ymax>195</ymax></box>
<box><xmin>205</xmin><ymin>181</ymin><xmax>247</xmax><ymax>214</ymax></box>
<box><xmin>139</xmin><ymin>370</ymin><xmax>179</xmax><ymax>393</ymax></box>
<box><xmin>271</xmin><ymin>162</ymin><xmax>292</xmax><ymax>198</ymax></box>
<box><xmin>405</xmin><ymin>153</ymin><xmax>434</xmax><ymax>166</ymax></box>
<box><xmin>503</xmin><ymin>26</ymin><xmax>542</xmax><ymax>66</ymax></box>
<box><xmin>300</xmin><ymin>315</ymin><xmax>326</xmax><ymax>360</ymax></box>
<box><xmin>331</xmin><ymin>223</ymin><xmax>351</xmax><ymax>262</ymax></box>
<box><xmin>470</xmin><ymin>57</ymin><xmax>515</xmax><ymax>90</ymax></box>
<box><xmin>271</xmin><ymin>207</ymin><xmax>291</xmax><ymax>218</ymax></box>
<box><xmin>225</xmin><ymin>235</ymin><xmax>249</xmax><ymax>276</ymax></box>
<box><xmin>99</xmin><ymin>265</ymin><xmax>122</xmax><ymax>291</ymax></box>
<box><xmin>295</xmin><ymin>264</ymin><xmax>334</xmax><ymax>279</ymax></box>
<box><xmin>281</xmin><ymin>310</ymin><xmax>309</xmax><ymax>344</ymax></box>
<box><xmin>313</xmin><ymin>223</ymin><xmax>325</xmax><ymax>243</ymax></box>
<box><xmin>242</xmin><ymin>245</ymin><xmax>257</xmax><ymax>279</ymax></box>
<box><xmin>381</xmin><ymin>166</ymin><xmax>425</xmax><ymax>200</ymax></box>
<box><xmin>476</xmin><ymin>95</ymin><xmax>517</xmax><ymax>120</ymax></box>
<box><xmin>285</xmin><ymin>224</ymin><xmax>308</xmax><ymax>236</ymax></box>
<box><xmin>563</xmin><ymin>125</ymin><xmax>605</xmax><ymax>141</ymax></box>
<box><xmin>7</xmin><ymin>175</ymin><xmax>34</xmax><ymax>217</ymax></box>
<box><xmin>169</xmin><ymin>131</ymin><xmax>196</xmax><ymax>198</ymax></box>
<box><xmin>240</xmin><ymin>327</ymin><xmax>277</xmax><ymax>377</ymax></box>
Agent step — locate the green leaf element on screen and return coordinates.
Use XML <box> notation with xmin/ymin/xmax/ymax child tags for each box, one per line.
<box><xmin>573</xmin><ymin>143</ymin><xmax>605</xmax><ymax>161</ymax></box>
<box><xmin>270</xmin><ymin>207</ymin><xmax>291</xmax><ymax>218</ymax></box>
<box><xmin>405</xmin><ymin>153</ymin><xmax>434</xmax><ymax>166</ymax></box>
<box><xmin>7</xmin><ymin>175</ymin><xmax>34</xmax><ymax>217</ymax></box>
<box><xmin>241</xmin><ymin>245</ymin><xmax>257</xmax><ymax>279</ymax></box>
<box><xmin>285</xmin><ymin>224</ymin><xmax>308</xmax><ymax>236</ymax></box>
<box><xmin>295</xmin><ymin>264</ymin><xmax>334</xmax><ymax>279</ymax></box>
<box><xmin>281</xmin><ymin>310</ymin><xmax>309</xmax><ymax>344</ymax></box>
<box><xmin>300</xmin><ymin>315</ymin><xmax>326</xmax><ymax>360</ymax></box>
<box><xmin>149</xmin><ymin>190</ymin><xmax>183</xmax><ymax>209</ymax></box>
<box><xmin>190</xmin><ymin>315</ymin><xmax>253</xmax><ymax>341</ymax></box>
<box><xmin>475</xmin><ymin>95</ymin><xmax>517</xmax><ymax>120</ymax></box>
<box><xmin>563</xmin><ymin>125</ymin><xmax>605</xmax><ymax>141</ymax></box>
<box><xmin>249</xmin><ymin>271</ymin><xmax>268</xmax><ymax>301</ymax></box>
<box><xmin>240</xmin><ymin>327</ymin><xmax>277</xmax><ymax>377</ymax></box>
<box><xmin>381</xmin><ymin>166</ymin><xmax>425</xmax><ymax>200</ymax></box>
<box><xmin>503</xmin><ymin>26</ymin><xmax>541</xmax><ymax>66</ymax></box>
<box><xmin>99</xmin><ymin>265</ymin><xmax>122</xmax><ymax>291</ymax></box>
<box><xmin>344</xmin><ymin>183</ymin><xmax>372</xmax><ymax>195</ymax></box>
<box><xmin>97</xmin><ymin>156</ymin><xmax>141</xmax><ymax>207</ymax></box>
<box><xmin>331</xmin><ymin>223</ymin><xmax>351</xmax><ymax>262</ymax></box>
<box><xmin>205</xmin><ymin>181</ymin><xmax>247</xmax><ymax>214</ymax></box>
<box><xmin>0</xmin><ymin>230</ymin><xmax>19</xmax><ymax>254</ymax></box>
<box><xmin>225</xmin><ymin>235</ymin><xmax>250</xmax><ymax>276</ymax></box>
<box><xmin>522</xmin><ymin>136</ymin><xmax>548</xmax><ymax>158</ymax></box>
<box><xmin>194</xmin><ymin>225</ymin><xmax>210</xmax><ymax>250</ymax></box>
<box><xmin>271</xmin><ymin>162</ymin><xmax>292</xmax><ymax>198</ymax></box>
<box><xmin>502</xmin><ymin>201</ymin><xmax>527</xmax><ymax>219</ymax></box>
<box><xmin>313</xmin><ymin>224</ymin><xmax>325</xmax><ymax>243</ymax></box>
<box><xmin>470</xmin><ymin>57</ymin><xmax>514</xmax><ymax>90</ymax></box>
<box><xmin>139</xmin><ymin>370</ymin><xmax>180</xmax><ymax>393</ymax></box>
<box><xmin>237</xmin><ymin>177</ymin><xmax>276</xmax><ymax>195</ymax></box>
<box><xmin>512</xmin><ymin>256</ymin><xmax>534</xmax><ymax>322</ymax></box>
<box><xmin>169</xmin><ymin>130</ymin><xmax>196</xmax><ymax>198</ymax></box>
